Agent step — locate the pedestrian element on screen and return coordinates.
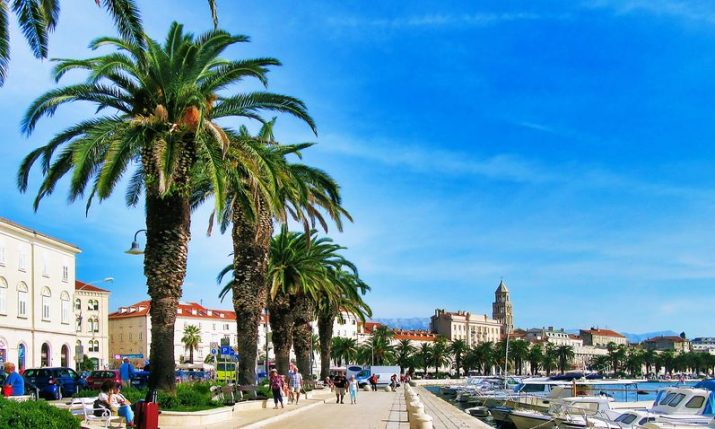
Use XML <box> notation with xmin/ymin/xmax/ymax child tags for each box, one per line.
<box><xmin>333</xmin><ymin>370</ymin><xmax>348</xmax><ymax>404</ymax></box>
<box><xmin>112</xmin><ymin>383</ymin><xmax>135</xmax><ymax>427</ymax></box>
<box><xmin>269</xmin><ymin>369</ymin><xmax>285</xmax><ymax>409</ymax></box>
<box><xmin>325</xmin><ymin>376</ymin><xmax>334</xmax><ymax>392</ymax></box>
<box><xmin>2</xmin><ymin>362</ymin><xmax>24</xmax><ymax>396</ymax></box>
<box><xmin>390</xmin><ymin>374</ymin><xmax>397</xmax><ymax>391</ymax></box>
<box><xmin>369</xmin><ymin>373</ymin><xmax>379</xmax><ymax>391</ymax></box>
<box><xmin>348</xmin><ymin>375</ymin><xmax>358</xmax><ymax>404</ymax></box>
<box><xmin>119</xmin><ymin>358</ymin><xmax>135</xmax><ymax>388</ymax></box>
<box><xmin>288</xmin><ymin>367</ymin><xmax>303</xmax><ymax>405</ymax></box>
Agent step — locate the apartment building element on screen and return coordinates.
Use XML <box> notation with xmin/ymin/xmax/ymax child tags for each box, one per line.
<box><xmin>430</xmin><ymin>309</ymin><xmax>502</xmax><ymax>346</ymax></box>
<box><xmin>75</xmin><ymin>280</ymin><xmax>111</xmax><ymax>369</ymax></box>
<box><xmin>0</xmin><ymin>217</ymin><xmax>80</xmax><ymax>369</ymax></box>
<box><xmin>579</xmin><ymin>328</ymin><xmax>628</xmax><ymax>348</ymax></box>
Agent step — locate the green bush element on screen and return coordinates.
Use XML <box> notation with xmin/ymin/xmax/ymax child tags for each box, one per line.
<box><xmin>75</xmin><ymin>388</ymin><xmax>98</xmax><ymax>398</ymax></box>
<box><xmin>0</xmin><ymin>398</ymin><xmax>80</xmax><ymax>429</ymax></box>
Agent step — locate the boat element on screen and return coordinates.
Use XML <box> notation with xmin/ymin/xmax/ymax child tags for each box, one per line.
<box><xmin>510</xmin><ymin>396</ymin><xmax>625</xmax><ymax>429</ymax></box>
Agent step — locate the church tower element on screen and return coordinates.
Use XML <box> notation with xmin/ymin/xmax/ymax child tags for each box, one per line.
<box><xmin>492</xmin><ymin>279</ymin><xmax>513</xmax><ymax>336</ymax></box>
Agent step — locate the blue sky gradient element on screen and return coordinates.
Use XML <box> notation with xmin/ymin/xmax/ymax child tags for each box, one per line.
<box><xmin>2</xmin><ymin>0</ymin><xmax>715</xmax><ymax>335</ymax></box>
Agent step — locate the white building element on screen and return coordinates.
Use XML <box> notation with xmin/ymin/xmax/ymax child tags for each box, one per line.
<box><xmin>430</xmin><ymin>309</ymin><xmax>502</xmax><ymax>346</ymax></box>
<box><xmin>691</xmin><ymin>338</ymin><xmax>715</xmax><ymax>352</ymax></box>
<box><xmin>0</xmin><ymin>217</ymin><xmax>80</xmax><ymax>369</ymax></box>
<box><xmin>75</xmin><ymin>281</ymin><xmax>111</xmax><ymax>369</ymax></box>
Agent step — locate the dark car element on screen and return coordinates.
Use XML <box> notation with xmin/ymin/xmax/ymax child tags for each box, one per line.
<box><xmin>85</xmin><ymin>370</ymin><xmax>121</xmax><ymax>390</ymax></box>
<box><xmin>23</xmin><ymin>367</ymin><xmax>86</xmax><ymax>400</ymax></box>
<box><xmin>0</xmin><ymin>373</ymin><xmax>40</xmax><ymax>400</ymax></box>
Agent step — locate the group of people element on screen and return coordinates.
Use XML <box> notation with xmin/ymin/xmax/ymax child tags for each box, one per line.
<box><xmin>268</xmin><ymin>367</ymin><xmax>305</xmax><ymax>409</ymax></box>
<box><xmin>96</xmin><ymin>380</ymin><xmax>135</xmax><ymax>427</ymax></box>
<box><xmin>327</xmin><ymin>370</ymin><xmax>359</xmax><ymax>404</ymax></box>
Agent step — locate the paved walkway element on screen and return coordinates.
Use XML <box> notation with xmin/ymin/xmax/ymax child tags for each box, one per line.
<box><xmin>417</xmin><ymin>386</ymin><xmax>492</xmax><ymax>429</ymax></box>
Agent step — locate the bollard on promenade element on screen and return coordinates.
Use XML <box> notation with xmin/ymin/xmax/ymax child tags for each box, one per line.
<box><xmin>415</xmin><ymin>413</ymin><xmax>434</xmax><ymax>429</ymax></box>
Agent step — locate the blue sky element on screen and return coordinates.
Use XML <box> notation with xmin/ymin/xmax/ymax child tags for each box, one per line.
<box><xmin>2</xmin><ymin>0</ymin><xmax>715</xmax><ymax>336</ymax></box>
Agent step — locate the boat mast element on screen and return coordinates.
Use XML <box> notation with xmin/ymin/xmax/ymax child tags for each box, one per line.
<box><xmin>504</xmin><ymin>324</ymin><xmax>510</xmax><ymax>389</ymax></box>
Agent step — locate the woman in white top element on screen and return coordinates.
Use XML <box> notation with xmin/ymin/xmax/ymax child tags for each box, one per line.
<box><xmin>112</xmin><ymin>383</ymin><xmax>134</xmax><ymax>427</ymax></box>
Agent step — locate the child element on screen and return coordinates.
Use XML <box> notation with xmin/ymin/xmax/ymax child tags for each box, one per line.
<box><xmin>348</xmin><ymin>375</ymin><xmax>358</xmax><ymax>404</ymax></box>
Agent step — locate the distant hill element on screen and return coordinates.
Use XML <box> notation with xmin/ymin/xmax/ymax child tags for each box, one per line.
<box><xmin>622</xmin><ymin>331</ymin><xmax>679</xmax><ymax>344</ymax></box>
<box><xmin>372</xmin><ymin>317</ymin><xmax>431</xmax><ymax>331</ymax></box>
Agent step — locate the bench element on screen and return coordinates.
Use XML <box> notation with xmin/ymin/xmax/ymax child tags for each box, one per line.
<box><xmin>236</xmin><ymin>385</ymin><xmax>259</xmax><ymax>400</ymax></box>
<box><xmin>69</xmin><ymin>398</ymin><xmax>125</xmax><ymax>429</ymax></box>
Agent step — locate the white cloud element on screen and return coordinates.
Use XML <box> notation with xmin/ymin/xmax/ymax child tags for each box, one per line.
<box><xmin>326</xmin><ymin>12</ymin><xmax>552</xmax><ymax>29</ymax></box>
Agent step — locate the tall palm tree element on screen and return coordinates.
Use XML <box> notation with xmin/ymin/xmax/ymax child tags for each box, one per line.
<box><xmin>330</xmin><ymin>337</ymin><xmax>358</xmax><ymax>367</ymax></box>
<box><xmin>395</xmin><ymin>339</ymin><xmax>416</xmax><ymax>374</ymax></box>
<box><xmin>509</xmin><ymin>340</ymin><xmax>530</xmax><ymax>375</ymax></box>
<box><xmin>367</xmin><ymin>326</ymin><xmax>395</xmax><ymax>365</ymax></box>
<box><xmin>18</xmin><ymin>22</ymin><xmax>313</xmax><ymax>391</ymax></box>
<box><xmin>449</xmin><ymin>339</ymin><xmax>467</xmax><ymax>377</ymax></box>
<box><xmin>417</xmin><ymin>343</ymin><xmax>432</xmax><ymax>376</ymax></box>
<box><xmin>642</xmin><ymin>349</ymin><xmax>657</xmax><ymax>375</ymax></box>
<box><xmin>542</xmin><ymin>344</ymin><xmax>558</xmax><ymax>376</ymax></box>
<box><xmin>589</xmin><ymin>355</ymin><xmax>610</xmax><ymax>374</ymax></box>
<box><xmin>473</xmin><ymin>342</ymin><xmax>494</xmax><ymax>375</ymax></box>
<box><xmin>316</xmin><ymin>270</ymin><xmax>371</xmax><ymax>379</ymax></box>
<box><xmin>181</xmin><ymin>325</ymin><xmax>201</xmax><ymax>364</ymax></box>
<box><xmin>431</xmin><ymin>338</ymin><xmax>451</xmax><ymax>375</ymax></box>
<box><xmin>528</xmin><ymin>344</ymin><xmax>543</xmax><ymax>375</ymax></box>
<box><xmin>660</xmin><ymin>350</ymin><xmax>676</xmax><ymax>375</ymax></box>
<box><xmin>555</xmin><ymin>345</ymin><xmax>575</xmax><ymax>374</ymax></box>
<box><xmin>210</xmin><ymin>122</ymin><xmax>348</xmax><ymax>385</ymax></box>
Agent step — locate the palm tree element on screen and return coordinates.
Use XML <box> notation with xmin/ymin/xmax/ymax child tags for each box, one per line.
<box><xmin>331</xmin><ymin>337</ymin><xmax>358</xmax><ymax>367</ymax></box>
<box><xmin>366</xmin><ymin>326</ymin><xmax>395</xmax><ymax>365</ymax></box>
<box><xmin>661</xmin><ymin>350</ymin><xmax>676</xmax><ymax>375</ymax></box>
<box><xmin>417</xmin><ymin>343</ymin><xmax>432</xmax><ymax>376</ymax></box>
<box><xmin>181</xmin><ymin>325</ymin><xmax>201</xmax><ymax>364</ymax></box>
<box><xmin>555</xmin><ymin>345</ymin><xmax>575</xmax><ymax>374</ymax></box>
<box><xmin>589</xmin><ymin>355</ymin><xmax>611</xmax><ymax>374</ymax></box>
<box><xmin>642</xmin><ymin>349</ymin><xmax>657</xmax><ymax>375</ymax></box>
<box><xmin>18</xmin><ymin>22</ymin><xmax>313</xmax><ymax>391</ymax></box>
<box><xmin>509</xmin><ymin>340</ymin><xmax>530</xmax><ymax>375</ymax></box>
<box><xmin>208</xmin><ymin>122</ymin><xmax>349</xmax><ymax>386</ymax></box>
<box><xmin>0</xmin><ymin>0</ymin><xmax>218</xmax><ymax>85</ymax></box>
<box><xmin>473</xmin><ymin>342</ymin><xmax>495</xmax><ymax>375</ymax></box>
<box><xmin>542</xmin><ymin>344</ymin><xmax>558</xmax><ymax>376</ymax></box>
<box><xmin>625</xmin><ymin>349</ymin><xmax>644</xmax><ymax>376</ymax></box>
<box><xmin>431</xmin><ymin>338</ymin><xmax>451</xmax><ymax>376</ymax></box>
<box><xmin>395</xmin><ymin>339</ymin><xmax>416</xmax><ymax>374</ymax></box>
<box><xmin>449</xmin><ymin>339</ymin><xmax>468</xmax><ymax>377</ymax></box>
<box><xmin>528</xmin><ymin>344</ymin><xmax>543</xmax><ymax>375</ymax></box>
<box><xmin>607</xmin><ymin>342</ymin><xmax>626</xmax><ymax>374</ymax></box>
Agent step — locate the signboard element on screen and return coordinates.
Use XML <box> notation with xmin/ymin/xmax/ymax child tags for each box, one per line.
<box><xmin>120</xmin><ymin>353</ymin><xmax>144</xmax><ymax>359</ymax></box>
<box><xmin>220</xmin><ymin>346</ymin><xmax>233</xmax><ymax>356</ymax></box>
<box><xmin>220</xmin><ymin>338</ymin><xmax>229</xmax><ymax>347</ymax></box>
<box><xmin>210</xmin><ymin>342</ymin><xmax>219</xmax><ymax>350</ymax></box>
<box><xmin>210</xmin><ymin>348</ymin><xmax>218</xmax><ymax>356</ymax></box>
<box><xmin>75</xmin><ymin>345</ymin><xmax>84</xmax><ymax>361</ymax></box>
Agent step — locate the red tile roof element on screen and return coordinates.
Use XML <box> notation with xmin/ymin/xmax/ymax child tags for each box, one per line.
<box><xmin>644</xmin><ymin>336</ymin><xmax>687</xmax><ymax>343</ymax></box>
<box><xmin>361</xmin><ymin>321</ymin><xmax>383</xmax><ymax>334</ymax></box>
<box><xmin>109</xmin><ymin>300</ymin><xmax>240</xmax><ymax>321</ymax></box>
<box><xmin>581</xmin><ymin>328</ymin><xmax>625</xmax><ymax>338</ymax></box>
<box><xmin>393</xmin><ymin>329</ymin><xmax>437</xmax><ymax>342</ymax></box>
<box><xmin>75</xmin><ymin>280</ymin><xmax>110</xmax><ymax>293</ymax></box>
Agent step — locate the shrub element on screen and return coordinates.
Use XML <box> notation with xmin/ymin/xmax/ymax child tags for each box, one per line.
<box><xmin>75</xmin><ymin>388</ymin><xmax>98</xmax><ymax>398</ymax></box>
<box><xmin>0</xmin><ymin>398</ymin><xmax>80</xmax><ymax>429</ymax></box>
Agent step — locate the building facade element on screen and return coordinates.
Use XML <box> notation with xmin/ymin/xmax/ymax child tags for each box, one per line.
<box><xmin>74</xmin><ymin>281</ymin><xmax>111</xmax><ymax>369</ymax></box>
<box><xmin>691</xmin><ymin>337</ymin><xmax>715</xmax><ymax>352</ymax></box>
<box><xmin>579</xmin><ymin>328</ymin><xmax>627</xmax><ymax>348</ymax></box>
<box><xmin>492</xmin><ymin>280</ymin><xmax>514</xmax><ymax>335</ymax></box>
<box><xmin>430</xmin><ymin>309</ymin><xmax>502</xmax><ymax>346</ymax></box>
<box><xmin>0</xmin><ymin>217</ymin><xmax>80</xmax><ymax>370</ymax></box>
<box><xmin>642</xmin><ymin>336</ymin><xmax>691</xmax><ymax>352</ymax></box>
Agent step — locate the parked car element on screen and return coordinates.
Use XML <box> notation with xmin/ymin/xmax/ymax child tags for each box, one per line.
<box><xmin>0</xmin><ymin>372</ymin><xmax>40</xmax><ymax>400</ymax></box>
<box><xmin>85</xmin><ymin>370</ymin><xmax>121</xmax><ymax>390</ymax></box>
<box><xmin>23</xmin><ymin>367</ymin><xmax>86</xmax><ymax>400</ymax></box>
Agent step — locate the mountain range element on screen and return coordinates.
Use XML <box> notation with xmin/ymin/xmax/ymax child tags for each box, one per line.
<box><xmin>371</xmin><ymin>318</ymin><xmax>679</xmax><ymax>344</ymax></box>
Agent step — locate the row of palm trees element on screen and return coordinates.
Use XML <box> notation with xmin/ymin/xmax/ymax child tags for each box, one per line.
<box><xmin>590</xmin><ymin>344</ymin><xmax>715</xmax><ymax>377</ymax></box>
<box><xmin>16</xmin><ymin>2</ymin><xmax>372</xmax><ymax>392</ymax></box>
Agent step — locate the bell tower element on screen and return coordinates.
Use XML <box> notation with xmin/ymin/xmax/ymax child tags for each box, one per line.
<box><xmin>492</xmin><ymin>279</ymin><xmax>513</xmax><ymax>336</ymax></box>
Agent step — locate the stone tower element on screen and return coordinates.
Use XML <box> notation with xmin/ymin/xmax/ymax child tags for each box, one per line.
<box><xmin>492</xmin><ymin>279</ymin><xmax>513</xmax><ymax>336</ymax></box>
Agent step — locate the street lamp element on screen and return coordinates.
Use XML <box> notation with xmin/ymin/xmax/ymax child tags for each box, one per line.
<box><xmin>125</xmin><ymin>229</ymin><xmax>147</xmax><ymax>255</ymax></box>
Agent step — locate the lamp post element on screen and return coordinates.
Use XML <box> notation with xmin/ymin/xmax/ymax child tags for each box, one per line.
<box><xmin>125</xmin><ymin>229</ymin><xmax>147</xmax><ymax>255</ymax></box>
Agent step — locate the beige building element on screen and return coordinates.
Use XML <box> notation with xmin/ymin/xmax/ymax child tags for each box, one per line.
<box><xmin>580</xmin><ymin>328</ymin><xmax>628</xmax><ymax>348</ymax></box>
<box><xmin>0</xmin><ymin>217</ymin><xmax>80</xmax><ymax>370</ymax></box>
<box><xmin>642</xmin><ymin>336</ymin><xmax>691</xmax><ymax>352</ymax></box>
<box><xmin>75</xmin><ymin>281</ymin><xmax>111</xmax><ymax>369</ymax></box>
<box><xmin>109</xmin><ymin>300</ymin><xmax>247</xmax><ymax>366</ymax></box>
<box><xmin>431</xmin><ymin>309</ymin><xmax>502</xmax><ymax>346</ymax></box>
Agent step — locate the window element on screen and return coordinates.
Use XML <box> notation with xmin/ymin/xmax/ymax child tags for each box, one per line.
<box><xmin>659</xmin><ymin>393</ymin><xmax>676</xmax><ymax>405</ymax></box>
<box><xmin>61</xmin><ymin>258</ymin><xmax>69</xmax><ymax>282</ymax></box>
<box><xmin>17</xmin><ymin>282</ymin><xmax>27</xmax><ymax>318</ymax></box>
<box><xmin>139</xmin><ymin>332</ymin><xmax>142</xmax><ymax>340</ymax></box>
<box><xmin>0</xmin><ymin>238</ymin><xmax>6</xmax><ymax>266</ymax></box>
<box><xmin>93</xmin><ymin>300</ymin><xmax>99</xmax><ymax>311</ymax></box>
<box><xmin>41</xmin><ymin>251</ymin><xmax>49</xmax><ymax>277</ymax></box>
<box><xmin>75</xmin><ymin>298</ymin><xmax>81</xmax><ymax>311</ymax></box>
<box><xmin>0</xmin><ymin>277</ymin><xmax>7</xmax><ymax>315</ymax></box>
<box><xmin>87</xmin><ymin>300</ymin><xmax>94</xmax><ymax>311</ymax></box>
<box><xmin>93</xmin><ymin>318</ymin><xmax>99</xmax><ymax>332</ymax></box>
<box><xmin>60</xmin><ymin>292</ymin><xmax>70</xmax><ymax>324</ymax></box>
<box><xmin>18</xmin><ymin>246</ymin><xmax>28</xmax><ymax>272</ymax></box>
<box><xmin>685</xmin><ymin>396</ymin><xmax>705</xmax><ymax>409</ymax></box>
<box><xmin>41</xmin><ymin>287</ymin><xmax>51</xmax><ymax>321</ymax></box>
<box><xmin>76</xmin><ymin>315</ymin><xmax>82</xmax><ymax>332</ymax></box>
<box><xmin>668</xmin><ymin>394</ymin><xmax>687</xmax><ymax>407</ymax></box>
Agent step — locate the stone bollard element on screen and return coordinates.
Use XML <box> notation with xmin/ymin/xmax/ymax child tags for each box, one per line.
<box><xmin>363</xmin><ymin>385</ymin><xmax>371</xmax><ymax>392</ymax></box>
<box><xmin>407</xmin><ymin>398</ymin><xmax>421</xmax><ymax>417</ymax></box>
<box><xmin>415</xmin><ymin>413</ymin><xmax>433</xmax><ymax>429</ymax></box>
<box><xmin>409</xmin><ymin>403</ymin><xmax>425</xmax><ymax>429</ymax></box>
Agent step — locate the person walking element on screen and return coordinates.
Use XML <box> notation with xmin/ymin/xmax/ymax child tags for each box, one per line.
<box><xmin>288</xmin><ymin>367</ymin><xmax>303</xmax><ymax>404</ymax></box>
<box><xmin>390</xmin><ymin>374</ymin><xmax>397</xmax><ymax>392</ymax></box>
<box><xmin>333</xmin><ymin>370</ymin><xmax>348</xmax><ymax>404</ymax></box>
<box><xmin>369</xmin><ymin>373</ymin><xmax>379</xmax><ymax>391</ymax></box>
<box><xmin>2</xmin><ymin>362</ymin><xmax>24</xmax><ymax>396</ymax></box>
<box><xmin>118</xmin><ymin>358</ymin><xmax>135</xmax><ymax>388</ymax></box>
<box><xmin>269</xmin><ymin>369</ymin><xmax>285</xmax><ymax>409</ymax></box>
<box><xmin>348</xmin><ymin>375</ymin><xmax>359</xmax><ymax>404</ymax></box>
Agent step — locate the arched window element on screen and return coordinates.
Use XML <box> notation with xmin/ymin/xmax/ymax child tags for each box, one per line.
<box><xmin>40</xmin><ymin>342</ymin><xmax>50</xmax><ymax>367</ymax></box>
<box><xmin>0</xmin><ymin>277</ymin><xmax>7</xmax><ymax>315</ymax></box>
<box><xmin>87</xmin><ymin>300</ymin><xmax>93</xmax><ymax>311</ymax></box>
<box><xmin>74</xmin><ymin>298</ymin><xmax>81</xmax><ymax>311</ymax></box>
<box><xmin>93</xmin><ymin>317</ymin><xmax>99</xmax><ymax>333</ymax></box>
<box><xmin>17</xmin><ymin>282</ymin><xmax>28</xmax><ymax>318</ymax></box>
<box><xmin>41</xmin><ymin>287</ymin><xmax>51</xmax><ymax>321</ymax></box>
<box><xmin>61</xmin><ymin>344</ymin><xmax>70</xmax><ymax>367</ymax></box>
<box><xmin>18</xmin><ymin>343</ymin><xmax>26</xmax><ymax>372</ymax></box>
<box><xmin>60</xmin><ymin>291</ymin><xmax>70</xmax><ymax>324</ymax></box>
<box><xmin>92</xmin><ymin>300</ymin><xmax>99</xmax><ymax>311</ymax></box>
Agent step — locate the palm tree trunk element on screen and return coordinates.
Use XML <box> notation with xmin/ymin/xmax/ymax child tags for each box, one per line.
<box><xmin>317</xmin><ymin>312</ymin><xmax>334</xmax><ymax>380</ymax></box>
<box><xmin>189</xmin><ymin>347</ymin><xmax>194</xmax><ymax>364</ymax></box>
<box><xmin>145</xmin><ymin>191</ymin><xmax>191</xmax><ymax>392</ymax></box>
<box><xmin>269</xmin><ymin>293</ymin><xmax>294</xmax><ymax>375</ymax></box>
<box><xmin>231</xmin><ymin>201</ymin><xmax>272</xmax><ymax>385</ymax></box>
<box><xmin>291</xmin><ymin>295</ymin><xmax>314</xmax><ymax>379</ymax></box>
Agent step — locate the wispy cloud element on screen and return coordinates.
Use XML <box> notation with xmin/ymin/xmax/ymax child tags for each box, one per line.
<box><xmin>587</xmin><ymin>0</ymin><xmax>715</xmax><ymax>24</ymax></box>
<box><xmin>326</xmin><ymin>13</ymin><xmax>555</xmax><ymax>29</ymax></box>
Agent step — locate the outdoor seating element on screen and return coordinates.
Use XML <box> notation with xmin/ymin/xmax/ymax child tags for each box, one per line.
<box><xmin>69</xmin><ymin>397</ymin><xmax>125</xmax><ymax>429</ymax></box>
